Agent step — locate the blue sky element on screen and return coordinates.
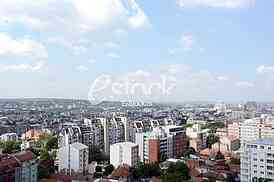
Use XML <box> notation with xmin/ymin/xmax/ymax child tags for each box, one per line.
<box><xmin>0</xmin><ymin>0</ymin><xmax>274</xmax><ymax>102</ymax></box>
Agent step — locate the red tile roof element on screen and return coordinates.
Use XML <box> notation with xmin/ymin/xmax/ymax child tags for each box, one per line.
<box><xmin>111</xmin><ymin>164</ymin><xmax>130</xmax><ymax>177</ymax></box>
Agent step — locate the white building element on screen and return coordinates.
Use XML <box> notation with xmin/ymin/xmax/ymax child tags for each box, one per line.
<box><xmin>241</xmin><ymin>138</ymin><xmax>274</xmax><ymax>182</ymax></box>
<box><xmin>135</xmin><ymin>125</ymin><xmax>187</xmax><ymax>163</ymax></box>
<box><xmin>0</xmin><ymin>133</ymin><xmax>18</xmax><ymax>141</ymax></box>
<box><xmin>186</xmin><ymin>124</ymin><xmax>209</xmax><ymax>151</ymax></box>
<box><xmin>58</xmin><ymin>142</ymin><xmax>89</xmax><ymax>175</ymax></box>
<box><xmin>240</xmin><ymin>116</ymin><xmax>274</xmax><ymax>148</ymax></box>
<box><xmin>110</xmin><ymin>142</ymin><xmax>139</xmax><ymax>168</ymax></box>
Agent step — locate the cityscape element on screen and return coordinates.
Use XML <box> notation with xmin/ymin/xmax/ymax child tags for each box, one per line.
<box><xmin>1</xmin><ymin>0</ymin><xmax>274</xmax><ymax>182</ymax></box>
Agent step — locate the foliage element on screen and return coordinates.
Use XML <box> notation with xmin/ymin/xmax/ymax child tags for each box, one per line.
<box><xmin>183</xmin><ymin>147</ymin><xmax>196</xmax><ymax>158</ymax></box>
<box><xmin>160</xmin><ymin>153</ymin><xmax>167</xmax><ymax>162</ymax></box>
<box><xmin>0</xmin><ymin>140</ymin><xmax>21</xmax><ymax>154</ymax></box>
<box><xmin>202</xmin><ymin>122</ymin><xmax>225</xmax><ymax>133</ymax></box>
<box><xmin>36</xmin><ymin>134</ymin><xmax>58</xmax><ymax>180</ymax></box>
<box><xmin>38</xmin><ymin>165</ymin><xmax>50</xmax><ymax>179</ymax></box>
<box><xmin>89</xmin><ymin>145</ymin><xmax>109</xmax><ymax>162</ymax></box>
<box><xmin>96</xmin><ymin>166</ymin><xmax>103</xmax><ymax>173</ymax></box>
<box><xmin>207</xmin><ymin>134</ymin><xmax>219</xmax><ymax>149</ymax></box>
<box><xmin>161</xmin><ymin>162</ymin><xmax>190</xmax><ymax>182</ymax></box>
<box><xmin>183</xmin><ymin>123</ymin><xmax>193</xmax><ymax>128</ymax></box>
<box><xmin>104</xmin><ymin>164</ymin><xmax>114</xmax><ymax>176</ymax></box>
<box><xmin>36</xmin><ymin>134</ymin><xmax>58</xmax><ymax>151</ymax></box>
<box><xmin>230</xmin><ymin>157</ymin><xmax>240</xmax><ymax>165</ymax></box>
<box><xmin>133</xmin><ymin>162</ymin><xmax>161</xmax><ymax>179</ymax></box>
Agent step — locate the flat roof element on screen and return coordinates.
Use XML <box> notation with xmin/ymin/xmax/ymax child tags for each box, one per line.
<box><xmin>250</xmin><ymin>138</ymin><xmax>274</xmax><ymax>146</ymax></box>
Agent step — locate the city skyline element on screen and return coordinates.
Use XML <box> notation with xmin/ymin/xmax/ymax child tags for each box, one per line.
<box><xmin>1</xmin><ymin>0</ymin><xmax>274</xmax><ymax>102</ymax></box>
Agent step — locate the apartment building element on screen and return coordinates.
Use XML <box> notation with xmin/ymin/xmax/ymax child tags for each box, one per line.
<box><xmin>110</xmin><ymin>142</ymin><xmax>139</xmax><ymax>168</ymax></box>
<box><xmin>136</xmin><ymin>125</ymin><xmax>187</xmax><ymax>163</ymax></box>
<box><xmin>0</xmin><ymin>151</ymin><xmax>38</xmax><ymax>182</ymax></box>
<box><xmin>240</xmin><ymin>116</ymin><xmax>274</xmax><ymax>148</ymax></box>
<box><xmin>186</xmin><ymin>124</ymin><xmax>209</xmax><ymax>151</ymax></box>
<box><xmin>58</xmin><ymin>142</ymin><xmax>89</xmax><ymax>175</ymax></box>
<box><xmin>241</xmin><ymin>138</ymin><xmax>274</xmax><ymax>182</ymax></box>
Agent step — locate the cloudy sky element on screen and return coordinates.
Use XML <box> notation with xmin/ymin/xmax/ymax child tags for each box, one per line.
<box><xmin>0</xmin><ymin>0</ymin><xmax>274</xmax><ymax>102</ymax></box>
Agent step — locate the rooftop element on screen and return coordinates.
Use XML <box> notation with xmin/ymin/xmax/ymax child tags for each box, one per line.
<box><xmin>112</xmin><ymin>142</ymin><xmax>138</xmax><ymax>148</ymax></box>
<box><xmin>71</xmin><ymin>142</ymin><xmax>88</xmax><ymax>150</ymax></box>
<box><xmin>250</xmin><ymin>138</ymin><xmax>274</xmax><ymax>146</ymax></box>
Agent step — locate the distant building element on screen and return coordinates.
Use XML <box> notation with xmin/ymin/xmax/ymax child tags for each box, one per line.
<box><xmin>241</xmin><ymin>138</ymin><xmax>274</xmax><ymax>182</ymax></box>
<box><xmin>58</xmin><ymin>142</ymin><xmax>89</xmax><ymax>175</ymax></box>
<box><xmin>240</xmin><ymin>116</ymin><xmax>274</xmax><ymax>148</ymax></box>
<box><xmin>227</xmin><ymin>122</ymin><xmax>240</xmax><ymax>139</ymax></box>
<box><xmin>212</xmin><ymin>135</ymin><xmax>240</xmax><ymax>154</ymax></box>
<box><xmin>110</xmin><ymin>142</ymin><xmax>139</xmax><ymax>168</ymax></box>
<box><xmin>0</xmin><ymin>132</ymin><xmax>18</xmax><ymax>142</ymax></box>
<box><xmin>22</xmin><ymin>129</ymin><xmax>48</xmax><ymax>140</ymax></box>
<box><xmin>186</xmin><ymin>124</ymin><xmax>209</xmax><ymax>151</ymax></box>
<box><xmin>0</xmin><ymin>151</ymin><xmax>38</xmax><ymax>182</ymax></box>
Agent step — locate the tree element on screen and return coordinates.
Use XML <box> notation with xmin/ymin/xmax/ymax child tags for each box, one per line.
<box><xmin>38</xmin><ymin>165</ymin><xmax>50</xmax><ymax>179</ymax></box>
<box><xmin>161</xmin><ymin>162</ymin><xmax>190</xmax><ymax>182</ymax></box>
<box><xmin>0</xmin><ymin>140</ymin><xmax>21</xmax><ymax>154</ymax></box>
<box><xmin>104</xmin><ymin>164</ymin><xmax>114</xmax><ymax>176</ymax></box>
<box><xmin>133</xmin><ymin>162</ymin><xmax>161</xmax><ymax>179</ymax></box>
<box><xmin>45</xmin><ymin>136</ymin><xmax>58</xmax><ymax>150</ymax></box>
<box><xmin>183</xmin><ymin>147</ymin><xmax>196</xmax><ymax>158</ymax></box>
<box><xmin>95</xmin><ymin>166</ymin><xmax>102</xmax><ymax>173</ymax></box>
<box><xmin>207</xmin><ymin>134</ymin><xmax>219</xmax><ymax>149</ymax></box>
<box><xmin>230</xmin><ymin>157</ymin><xmax>240</xmax><ymax>165</ymax></box>
<box><xmin>160</xmin><ymin>153</ymin><xmax>167</xmax><ymax>162</ymax></box>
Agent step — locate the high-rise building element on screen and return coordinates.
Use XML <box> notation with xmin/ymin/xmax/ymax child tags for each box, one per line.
<box><xmin>58</xmin><ymin>142</ymin><xmax>89</xmax><ymax>175</ymax></box>
<box><xmin>110</xmin><ymin>142</ymin><xmax>139</xmax><ymax>168</ymax></box>
<box><xmin>136</xmin><ymin>125</ymin><xmax>187</xmax><ymax>163</ymax></box>
<box><xmin>227</xmin><ymin>122</ymin><xmax>240</xmax><ymax>139</ymax></box>
<box><xmin>241</xmin><ymin>138</ymin><xmax>274</xmax><ymax>182</ymax></box>
<box><xmin>240</xmin><ymin>116</ymin><xmax>274</xmax><ymax>148</ymax></box>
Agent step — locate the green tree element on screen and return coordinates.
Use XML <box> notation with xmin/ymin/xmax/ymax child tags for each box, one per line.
<box><xmin>133</xmin><ymin>162</ymin><xmax>161</xmax><ymax>179</ymax></box>
<box><xmin>104</xmin><ymin>164</ymin><xmax>114</xmax><ymax>176</ymax></box>
<box><xmin>96</xmin><ymin>166</ymin><xmax>103</xmax><ymax>173</ymax></box>
<box><xmin>0</xmin><ymin>140</ymin><xmax>21</xmax><ymax>154</ymax></box>
<box><xmin>230</xmin><ymin>157</ymin><xmax>240</xmax><ymax>165</ymax></box>
<box><xmin>207</xmin><ymin>134</ymin><xmax>219</xmax><ymax>149</ymax></box>
<box><xmin>161</xmin><ymin>162</ymin><xmax>190</xmax><ymax>182</ymax></box>
<box><xmin>160</xmin><ymin>153</ymin><xmax>167</xmax><ymax>162</ymax></box>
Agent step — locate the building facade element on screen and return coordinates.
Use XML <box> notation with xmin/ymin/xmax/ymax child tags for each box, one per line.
<box><xmin>241</xmin><ymin>138</ymin><xmax>274</xmax><ymax>182</ymax></box>
<box><xmin>110</xmin><ymin>142</ymin><xmax>139</xmax><ymax>168</ymax></box>
<box><xmin>58</xmin><ymin>142</ymin><xmax>89</xmax><ymax>175</ymax></box>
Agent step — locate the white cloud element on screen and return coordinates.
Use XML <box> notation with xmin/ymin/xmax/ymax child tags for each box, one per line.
<box><xmin>176</xmin><ymin>0</ymin><xmax>255</xmax><ymax>8</ymax></box>
<box><xmin>216</xmin><ymin>76</ymin><xmax>229</xmax><ymax>81</ymax></box>
<box><xmin>76</xmin><ymin>65</ymin><xmax>89</xmax><ymax>72</ymax></box>
<box><xmin>46</xmin><ymin>36</ymin><xmax>88</xmax><ymax>55</ymax></box>
<box><xmin>104</xmin><ymin>42</ymin><xmax>120</xmax><ymax>49</ymax></box>
<box><xmin>0</xmin><ymin>62</ymin><xmax>45</xmax><ymax>72</ymax></box>
<box><xmin>256</xmin><ymin>65</ymin><xmax>274</xmax><ymax>74</ymax></box>
<box><xmin>134</xmin><ymin>70</ymin><xmax>151</xmax><ymax>77</ymax></box>
<box><xmin>236</xmin><ymin>81</ymin><xmax>254</xmax><ymax>88</ymax></box>
<box><xmin>166</xmin><ymin>64</ymin><xmax>192</xmax><ymax>74</ymax></box>
<box><xmin>181</xmin><ymin>33</ymin><xmax>195</xmax><ymax>51</ymax></box>
<box><xmin>88</xmin><ymin>59</ymin><xmax>97</xmax><ymax>64</ymax></box>
<box><xmin>107</xmin><ymin>52</ymin><xmax>120</xmax><ymax>59</ymax></box>
<box><xmin>0</xmin><ymin>32</ymin><xmax>48</xmax><ymax>58</ymax></box>
<box><xmin>0</xmin><ymin>0</ymin><xmax>150</xmax><ymax>33</ymax></box>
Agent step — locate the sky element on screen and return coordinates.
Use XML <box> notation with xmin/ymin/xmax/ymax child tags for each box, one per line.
<box><xmin>0</xmin><ymin>0</ymin><xmax>274</xmax><ymax>103</ymax></box>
